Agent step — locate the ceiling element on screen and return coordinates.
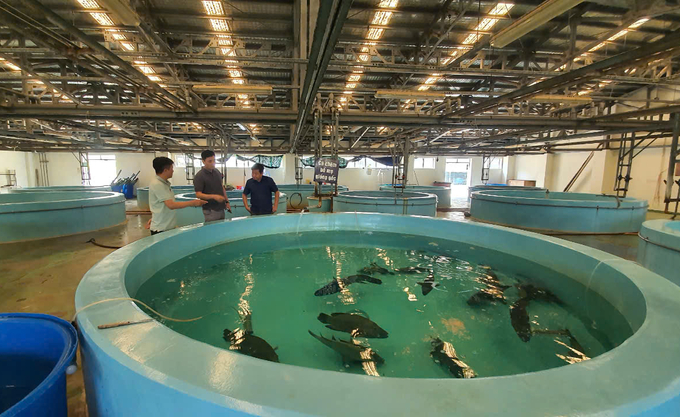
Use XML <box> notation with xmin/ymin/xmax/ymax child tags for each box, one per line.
<box><xmin>0</xmin><ymin>0</ymin><xmax>679</xmax><ymax>155</ymax></box>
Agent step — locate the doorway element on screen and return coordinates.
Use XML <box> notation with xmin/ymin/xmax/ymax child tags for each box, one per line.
<box><xmin>445</xmin><ymin>157</ymin><xmax>471</xmax><ymax>199</ymax></box>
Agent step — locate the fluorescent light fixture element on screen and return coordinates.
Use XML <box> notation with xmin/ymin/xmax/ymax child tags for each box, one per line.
<box><xmin>232</xmin><ymin>78</ymin><xmax>244</xmax><ymax>85</ymax></box>
<box><xmin>372</xmin><ymin>11</ymin><xmax>393</xmax><ymax>25</ymax></box>
<box><xmin>366</xmin><ymin>28</ymin><xmax>384</xmax><ymax>40</ymax></box>
<box><xmin>379</xmin><ymin>0</ymin><xmax>398</xmax><ymax>7</ymax></box>
<box><xmin>528</xmin><ymin>94</ymin><xmax>593</xmax><ymax>104</ymax></box>
<box><xmin>202</xmin><ymin>1</ymin><xmax>224</xmax><ymax>16</ymax></box>
<box><xmin>228</xmin><ymin>69</ymin><xmax>242</xmax><ymax>78</ymax></box>
<box><xmin>120</xmin><ymin>41</ymin><xmax>135</xmax><ymax>51</ymax></box>
<box><xmin>424</xmin><ymin>76</ymin><xmax>439</xmax><ymax>84</ymax></box>
<box><xmin>608</xmin><ymin>30</ymin><xmax>628</xmax><ymax>41</ymax></box>
<box><xmin>491</xmin><ymin>0</ymin><xmax>582</xmax><ymax>48</ymax></box>
<box><xmin>359</xmin><ymin>54</ymin><xmax>370</xmax><ymax>62</ymax></box>
<box><xmin>217</xmin><ymin>34</ymin><xmax>232</xmax><ymax>45</ymax></box>
<box><xmin>418</xmin><ymin>85</ymin><xmax>431</xmax><ymax>91</ymax></box>
<box><xmin>78</xmin><ymin>0</ymin><xmax>101</xmax><ymax>8</ymax></box>
<box><xmin>463</xmin><ymin>33</ymin><xmax>482</xmax><ymax>45</ymax></box>
<box><xmin>348</xmin><ymin>74</ymin><xmax>361</xmax><ymax>82</ymax></box>
<box><xmin>629</xmin><ymin>17</ymin><xmax>649</xmax><ymax>28</ymax></box>
<box><xmin>237</xmin><ymin>123</ymin><xmax>246</xmax><ymax>131</ymax></box>
<box><xmin>147</xmin><ymin>75</ymin><xmax>161</xmax><ymax>82</ymax></box>
<box><xmin>90</xmin><ymin>12</ymin><xmax>115</xmax><ymax>26</ymax></box>
<box><xmin>237</xmin><ymin>93</ymin><xmax>249</xmax><ymax>99</ymax></box>
<box><xmin>375</xmin><ymin>89</ymin><xmax>447</xmax><ymax>99</ymax></box>
<box><xmin>97</xmin><ymin>0</ymin><xmax>140</xmax><ymax>26</ymax></box>
<box><xmin>137</xmin><ymin>65</ymin><xmax>155</xmax><ymax>74</ymax></box>
<box><xmin>345</xmin><ymin>83</ymin><xmax>357</xmax><ymax>89</ymax></box>
<box><xmin>210</xmin><ymin>18</ymin><xmax>229</xmax><ymax>32</ymax></box>
<box><xmin>489</xmin><ymin>3</ymin><xmax>514</xmax><ymax>15</ymax></box>
<box><xmin>111</xmin><ymin>32</ymin><xmax>126</xmax><ymax>40</ymax></box>
<box><xmin>192</xmin><ymin>84</ymin><xmax>272</xmax><ymax>94</ymax></box>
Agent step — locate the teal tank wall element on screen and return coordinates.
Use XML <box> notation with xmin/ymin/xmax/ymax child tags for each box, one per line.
<box><xmin>174</xmin><ymin>191</ymin><xmax>288</xmax><ymax>226</ymax></box>
<box><xmin>11</xmin><ymin>185</ymin><xmax>112</xmax><ymax>193</ymax></box>
<box><xmin>379</xmin><ymin>185</ymin><xmax>451</xmax><ymax>208</ymax></box>
<box><xmin>334</xmin><ymin>191</ymin><xmax>437</xmax><ymax>216</ymax></box>
<box><xmin>638</xmin><ymin>220</ymin><xmax>680</xmax><ymax>286</ymax></box>
<box><xmin>75</xmin><ymin>213</ymin><xmax>680</xmax><ymax>416</ymax></box>
<box><xmin>470</xmin><ymin>190</ymin><xmax>648</xmax><ymax>234</ymax></box>
<box><xmin>136</xmin><ymin>186</ymin><xmax>195</xmax><ymax>211</ymax></box>
<box><xmin>0</xmin><ymin>191</ymin><xmax>125</xmax><ymax>242</ymax></box>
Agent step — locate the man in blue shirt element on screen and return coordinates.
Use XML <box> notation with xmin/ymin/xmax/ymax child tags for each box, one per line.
<box><xmin>242</xmin><ymin>163</ymin><xmax>280</xmax><ymax>215</ymax></box>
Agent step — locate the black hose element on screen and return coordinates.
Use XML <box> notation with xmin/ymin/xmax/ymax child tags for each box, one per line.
<box><xmin>87</xmin><ymin>238</ymin><xmax>122</xmax><ymax>250</ymax></box>
<box><xmin>289</xmin><ymin>192</ymin><xmax>303</xmax><ymax>209</ymax></box>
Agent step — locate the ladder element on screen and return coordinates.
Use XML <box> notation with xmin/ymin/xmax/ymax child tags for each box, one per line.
<box><xmin>185</xmin><ymin>153</ymin><xmax>196</xmax><ymax>182</ymax></box>
<box><xmin>665</xmin><ymin>113</ymin><xmax>680</xmax><ymax>217</ymax></box>
<box><xmin>481</xmin><ymin>155</ymin><xmax>491</xmax><ymax>184</ymax></box>
<box><xmin>614</xmin><ymin>133</ymin><xmax>634</xmax><ymax>197</ymax></box>
<box><xmin>38</xmin><ymin>152</ymin><xmax>49</xmax><ymax>186</ymax></box>
<box><xmin>79</xmin><ymin>152</ymin><xmax>91</xmax><ymax>185</ymax></box>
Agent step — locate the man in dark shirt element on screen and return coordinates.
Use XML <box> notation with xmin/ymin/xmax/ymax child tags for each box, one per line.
<box><xmin>193</xmin><ymin>150</ymin><xmax>231</xmax><ymax>222</ymax></box>
<box><xmin>242</xmin><ymin>163</ymin><xmax>280</xmax><ymax>215</ymax></box>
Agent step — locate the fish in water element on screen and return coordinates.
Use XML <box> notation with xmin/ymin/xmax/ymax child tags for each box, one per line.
<box><xmin>314</xmin><ymin>275</ymin><xmax>382</xmax><ymax>296</ymax></box>
<box><xmin>317</xmin><ymin>312</ymin><xmax>388</xmax><ymax>338</ymax></box>
<box><xmin>235</xmin><ymin>306</ymin><xmax>253</xmax><ymax>335</ymax></box>
<box><xmin>416</xmin><ymin>271</ymin><xmax>438</xmax><ymax>296</ymax></box>
<box><xmin>430</xmin><ymin>337</ymin><xmax>477</xmax><ymax>378</ymax></box>
<box><xmin>223</xmin><ymin>328</ymin><xmax>279</xmax><ymax>362</ymax></box>
<box><xmin>358</xmin><ymin>262</ymin><xmax>394</xmax><ymax>275</ymax></box>
<box><xmin>394</xmin><ymin>266</ymin><xmax>430</xmax><ymax>274</ymax></box>
<box><xmin>467</xmin><ymin>285</ymin><xmax>510</xmax><ymax>305</ymax></box>
<box><xmin>509</xmin><ymin>298</ymin><xmax>532</xmax><ymax>342</ymax></box>
<box><xmin>308</xmin><ymin>331</ymin><xmax>384</xmax><ymax>364</ymax></box>
<box><xmin>517</xmin><ymin>284</ymin><xmax>563</xmax><ymax>305</ymax></box>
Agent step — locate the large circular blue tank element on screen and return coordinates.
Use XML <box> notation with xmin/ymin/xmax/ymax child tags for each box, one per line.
<box><xmin>334</xmin><ymin>190</ymin><xmax>437</xmax><ymax>216</ymax></box>
<box><xmin>379</xmin><ymin>185</ymin><xmax>451</xmax><ymax>208</ymax></box>
<box><xmin>174</xmin><ymin>191</ymin><xmax>288</xmax><ymax>226</ymax></box>
<box><xmin>0</xmin><ymin>313</ymin><xmax>78</xmax><ymax>417</ymax></box>
<box><xmin>276</xmin><ymin>184</ymin><xmax>349</xmax><ymax>209</ymax></box>
<box><xmin>136</xmin><ymin>185</ymin><xmax>195</xmax><ymax>211</ymax></box>
<box><xmin>75</xmin><ymin>213</ymin><xmax>680</xmax><ymax>416</ymax></box>
<box><xmin>470</xmin><ymin>190</ymin><xmax>647</xmax><ymax>234</ymax></box>
<box><xmin>638</xmin><ymin>219</ymin><xmax>680</xmax><ymax>286</ymax></box>
<box><xmin>10</xmin><ymin>185</ymin><xmax>112</xmax><ymax>193</ymax></box>
<box><xmin>0</xmin><ymin>191</ymin><xmax>126</xmax><ymax>243</ymax></box>
<box><xmin>467</xmin><ymin>185</ymin><xmax>546</xmax><ymax>201</ymax></box>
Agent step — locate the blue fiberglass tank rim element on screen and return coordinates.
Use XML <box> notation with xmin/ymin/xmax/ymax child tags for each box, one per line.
<box><xmin>333</xmin><ymin>191</ymin><xmax>438</xmax><ymax>216</ymax></box>
<box><xmin>637</xmin><ymin>220</ymin><xmax>680</xmax><ymax>286</ymax></box>
<box><xmin>74</xmin><ymin>213</ymin><xmax>680</xmax><ymax>415</ymax></box>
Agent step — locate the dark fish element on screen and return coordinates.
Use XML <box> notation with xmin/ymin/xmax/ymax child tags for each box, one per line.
<box><xmin>317</xmin><ymin>312</ymin><xmax>388</xmax><ymax>338</ymax></box>
<box><xmin>394</xmin><ymin>266</ymin><xmax>430</xmax><ymax>274</ymax></box>
<box><xmin>430</xmin><ymin>337</ymin><xmax>476</xmax><ymax>378</ymax></box>
<box><xmin>416</xmin><ymin>271</ymin><xmax>437</xmax><ymax>296</ymax></box>
<box><xmin>223</xmin><ymin>328</ymin><xmax>279</xmax><ymax>362</ymax></box>
<box><xmin>358</xmin><ymin>262</ymin><xmax>394</xmax><ymax>275</ymax></box>
<box><xmin>314</xmin><ymin>275</ymin><xmax>382</xmax><ymax>296</ymax></box>
<box><xmin>510</xmin><ymin>298</ymin><xmax>532</xmax><ymax>342</ymax></box>
<box><xmin>308</xmin><ymin>331</ymin><xmax>384</xmax><ymax>364</ymax></box>
<box><xmin>467</xmin><ymin>285</ymin><xmax>509</xmax><ymax>305</ymax></box>
<box><xmin>517</xmin><ymin>284</ymin><xmax>563</xmax><ymax>305</ymax></box>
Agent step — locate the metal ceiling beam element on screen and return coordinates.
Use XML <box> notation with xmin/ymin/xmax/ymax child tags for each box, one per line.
<box><xmin>445</xmin><ymin>29</ymin><xmax>680</xmax><ymax>117</ymax></box>
<box><xmin>290</xmin><ymin>0</ymin><xmax>352</xmax><ymax>153</ymax></box>
<box><xmin>17</xmin><ymin>0</ymin><xmax>196</xmax><ymax>113</ymax></box>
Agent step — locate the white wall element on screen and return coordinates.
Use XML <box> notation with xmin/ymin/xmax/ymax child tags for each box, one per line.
<box><xmin>44</xmin><ymin>153</ymin><xmax>82</xmax><ymax>186</ymax></box>
<box><xmin>547</xmin><ymin>151</ymin><xmax>607</xmax><ymax>194</ymax></box>
<box><xmin>0</xmin><ymin>151</ymin><xmax>35</xmax><ymax>188</ymax></box>
<box><xmin>508</xmin><ymin>154</ymin><xmax>551</xmax><ymax>188</ymax></box>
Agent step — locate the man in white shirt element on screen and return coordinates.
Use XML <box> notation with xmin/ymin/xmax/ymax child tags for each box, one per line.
<box><xmin>147</xmin><ymin>157</ymin><xmax>206</xmax><ymax>235</ymax></box>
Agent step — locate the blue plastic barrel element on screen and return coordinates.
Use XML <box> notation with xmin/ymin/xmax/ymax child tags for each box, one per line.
<box><xmin>0</xmin><ymin>314</ymin><xmax>78</xmax><ymax>417</ymax></box>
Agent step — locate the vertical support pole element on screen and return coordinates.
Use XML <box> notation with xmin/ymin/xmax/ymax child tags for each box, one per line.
<box><xmin>403</xmin><ymin>136</ymin><xmax>410</xmax><ymax>187</ymax></box>
<box><xmin>665</xmin><ymin>113</ymin><xmax>680</xmax><ymax>211</ymax></box>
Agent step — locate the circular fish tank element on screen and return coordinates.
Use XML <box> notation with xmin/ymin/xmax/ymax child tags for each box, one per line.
<box><xmin>0</xmin><ymin>191</ymin><xmax>125</xmax><ymax>243</ymax></box>
<box><xmin>468</xmin><ymin>185</ymin><xmax>546</xmax><ymax>201</ymax></box>
<box><xmin>470</xmin><ymin>190</ymin><xmax>648</xmax><ymax>234</ymax></box>
<box><xmin>173</xmin><ymin>191</ymin><xmax>287</xmax><ymax>226</ymax></box>
<box><xmin>334</xmin><ymin>191</ymin><xmax>437</xmax><ymax>216</ymax></box>
<box><xmin>307</xmin><ymin>196</ymin><xmax>331</xmax><ymax>212</ymax></box>
<box><xmin>379</xmin><ymin>185</ymin><xmax>451</xmax><ymax>208</ymax></box>
<box><xmin>10</xmin><ymin>185</ymin><xmax>112</xmax><ymax>193</ymax></box>
<box><xmin>76</xmin><ymin>213</ymin><xmax>680</xmax><ymax>415</ymax></box>
<box><xmin>638</xmin><ymin>219</ymin><xmax>680</xmax><ymax>287</ymax></box>
<box><xmin>277</xmin><ymin>184</ymin><xmax>349</xmax><ymax>209</ymax></box>
<box><xmin>136</xmin><ymin>185</ymin><xmax>196</xmax><ymax>211</ymax></box>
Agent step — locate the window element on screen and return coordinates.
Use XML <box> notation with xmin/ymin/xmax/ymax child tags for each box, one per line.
<box><xmin>174</xmin><ymin>154</ymin><xmax>202</xmax><ymax>168</ymax></box>
<box><xmin>414</xmin><ymin>157</ymin><xmax>435</xmax><ymax>169</ymax></box>
<box><xmin>224</xmin><ymin>156</ymin><xmax>250</xmax><ymax>168</ymax></box>
<box><xmin>88</xmin><ymin>154</ymin><xmax>117</xmax><ymax>186</ymax></box>
<box><xmin>490</xmin><ymin>157</ymin><xmax>503</xmax><ymax>170</ymax></box>
<box><xmin>345</xmin><ymin>156</ymin><xmax>365</xmax><ymax>169</ymax></box>
<box><xmin>445</xmin><ymin>158</ymin><xmax>469</xmax><ymax>185</ymax></box>
<box><xmin>366</xmin><ymin>158</ymin><xmax>389</xmax><ymax>169</ymax></box>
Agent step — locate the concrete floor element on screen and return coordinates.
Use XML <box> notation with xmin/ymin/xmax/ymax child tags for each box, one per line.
<box><xmin>0</xmin><ymin>203</ymin><xmax>674</xmax><ymax>416</ymax></box>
